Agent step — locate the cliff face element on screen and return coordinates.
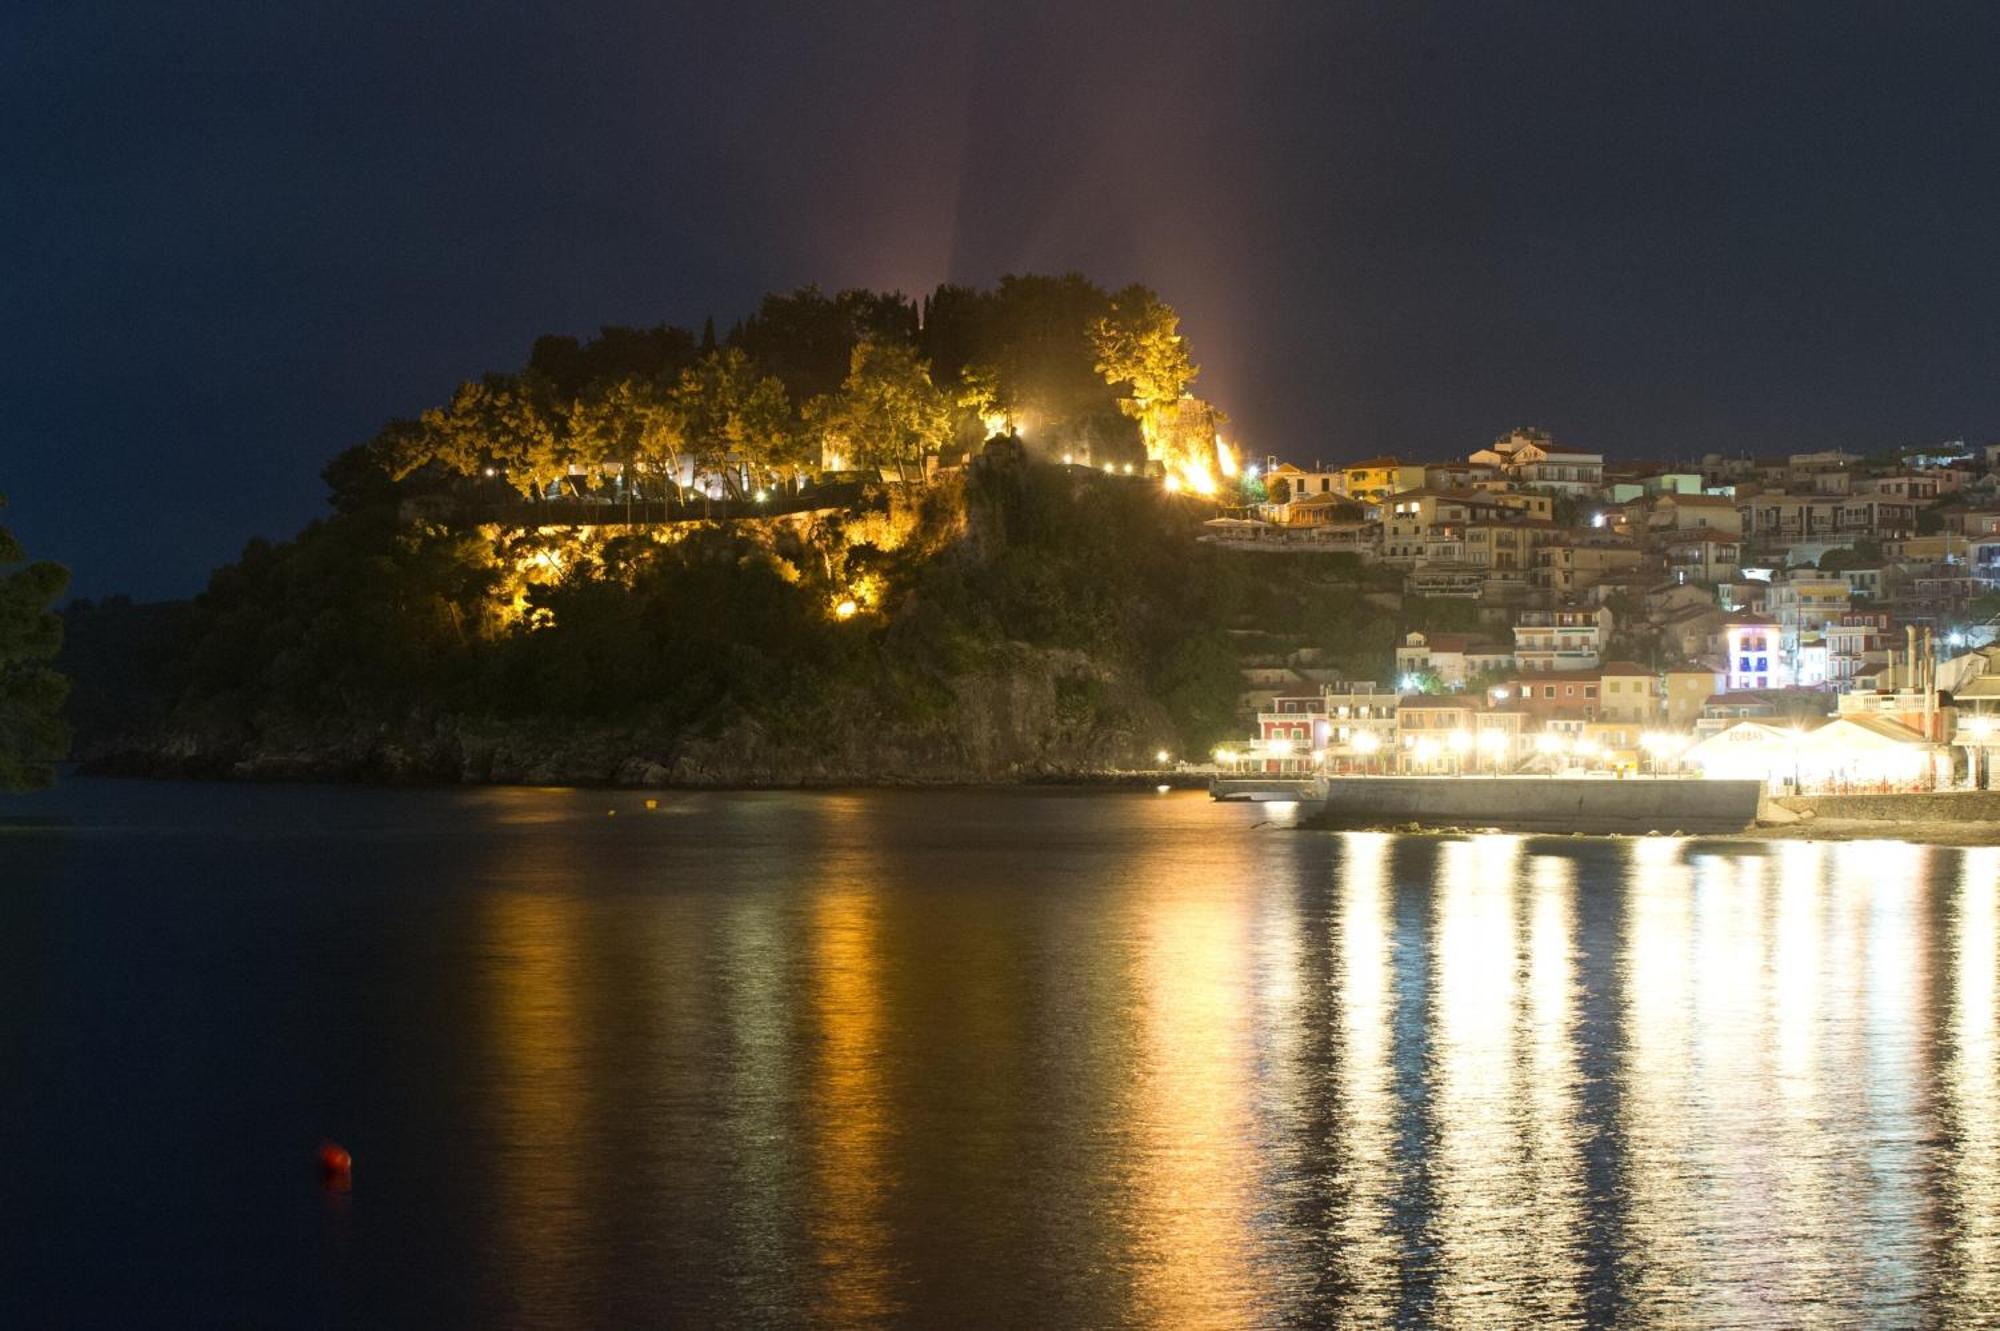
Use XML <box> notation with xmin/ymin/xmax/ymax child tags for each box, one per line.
<box><xmin>84</xmin><ymin>642</ymin><xmax>1170</xmax><ymax>787</ymax></box>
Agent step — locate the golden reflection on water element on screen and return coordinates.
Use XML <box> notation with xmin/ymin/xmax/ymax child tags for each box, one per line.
<box><xmin>1768</xmin><ymin>840</ymin><xmax>1844</xmax><ymax>1311</ymax></box>
<box><xmin>1521</xmin><ymin>850</ymin><xmax>1585</xmax><ymax>1323</ymax></box>
<box><xmin>461</xmin><ymin>794</ymin><xmax>1999</xmax><ymax>1327</ymax></box>
<box><xmin>1126</xmin><ymin>847</ymin><xmax>1260</xmax><ymax>1327</ymax></box>
<box><xmin>807</xmin><ymin>856</ymin><xmax>895</xmax><ymax>1325</ymax></box>
<box><xmin>1431</xmin><ymin>835</ymin><xmax>1529</xmax><ymax>1324</ymax></box>
<box><xmin>1331</xmin><ymin>832</ymin><xmax>1398</xmax><ymax>1309</ymax></box>
<box><xmin>1136</xmin><ymin>859</ymin><xmax>1256</xmax><ymax>1319</ymax></box>
<box><xmin>1944</xmin><ymin>847</ymin><xmax>1999</xmax><ymax>1317</ymax></box>
<box><xmin>484</xmin><ymin>888</ymin><xmax>587</xmax><ymax>1322</ymax></box>
<box><xmin>1856</xmin><ymin>842</ymin><xmax>1937</xmax><ymax>1314</ymax></box>
<box><xmin>1619</xmin><ymin>836</ymin><xmax>1701</xmax><ymax>1312</ymax></box>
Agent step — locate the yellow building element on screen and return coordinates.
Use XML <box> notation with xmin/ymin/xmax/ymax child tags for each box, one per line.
<box><xmin>1597</xmin><ymin>663</ymin><xmax>1661</xmax><ymax>724</ymax></box>
<box><xmin>1492</xmin><ymin>490</ymin><xmax>1555</xmax><ymax>521</ymax></box>
<box><xmin>1338</xmin><ymin>456</ymin><xmax>1420</xmax><ymax>505</ymax></box>
<box><xmin>1663</xmin><ymin>666</ymin><xmax>1724</xmax><ymax>730</ymax></box>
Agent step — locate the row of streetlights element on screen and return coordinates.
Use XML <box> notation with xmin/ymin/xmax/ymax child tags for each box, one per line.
<box><xmin>1213</xmin><ymin>726</ymin><xmax>1703</xmax><ymax>777</ymax></box>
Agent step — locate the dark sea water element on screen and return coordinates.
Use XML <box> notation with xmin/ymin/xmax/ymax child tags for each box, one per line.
<box><xmin>2</xmin><ymin>779</ymin><xmax>1996</xmax><ymax>1328</ymax></box>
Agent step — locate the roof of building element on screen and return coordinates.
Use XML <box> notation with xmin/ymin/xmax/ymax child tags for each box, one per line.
<box><xmin>1511</xmin><ymin>668</ymin><xmax>1606</xmax><ymax>683</ymax></box>
<box><xmin>1825</xmin><ymin>713</ymin><xmax>1930</xmax><ymax>745</ymax></box>
<box><xmin>1397</xmin><ymin>694</ymin><xmax>1479</xmax><ymax>709</ymax></box>
<box><xmin>1659</xmin><ymin>493</ymin><xmax>1739</xmax><ymax>508</ymax></box>
<box><xmin>1597</xmin><ymin>661</ymin><xmax>1653</xmax><ymax>676</ymax></box>
<box><xmin>1720</xmin><ymin>612</ymin><xmax>1777</xmax><ymax>626</ymax></box>
<box><xmin>1662</xmin><ymin>525</ymin><xmax>1742</xmax><ymax>544</ymax></box>
<box><xmin>1384</xmin><ymin>486</ymin><xmax>1513</xmax><ymax>506</ymax></box>
<box><xmin>1346</xmin><ymin>455</ymin><xmax>1402</xmax><ymax>470</ymax></box>
<box><xmin>1660</xmin><ymin>603</ymin><xmax>1725</xmax><ymax>626</ymax></box>
<box><xmin>1289</xmin><ymin>489</ymin><xmax>1363</xmax><ymax>505</ymax></box>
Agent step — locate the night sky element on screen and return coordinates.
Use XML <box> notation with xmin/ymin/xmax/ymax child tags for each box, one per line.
<box><xmin>8</xmin><ymin>3</ymin><xmax>2000</xmax><ymax>600</ymax></box>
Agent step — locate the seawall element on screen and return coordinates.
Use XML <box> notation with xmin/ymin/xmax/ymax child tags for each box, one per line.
<box><xmin>1772</xmin><ymin>791</ymin><xmax>2000</xmax><ymax>823</ymax></box>
<box><xmin>1306</xmin><ymin>776</ymin><xmax>1766</xmax><ymax>834</ymax></box>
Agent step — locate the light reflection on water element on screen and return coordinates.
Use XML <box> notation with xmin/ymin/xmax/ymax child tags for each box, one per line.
<box><xmin>7</xmin><ymin>783</ymin><xmax>2000</xmax><ymax>1326</ymax></box>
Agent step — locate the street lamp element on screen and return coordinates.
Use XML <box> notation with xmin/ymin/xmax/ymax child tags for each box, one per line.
<box><xmin>1448</xmin><ymin>728</ymin><xmax>1473</xmax><ymax>775</ymax></box>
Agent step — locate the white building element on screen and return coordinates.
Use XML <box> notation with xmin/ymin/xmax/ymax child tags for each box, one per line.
<box><xmin>1512</xmin><ymin>607</ymin><xmax>1612</xmax><ymax>672</ymax></box>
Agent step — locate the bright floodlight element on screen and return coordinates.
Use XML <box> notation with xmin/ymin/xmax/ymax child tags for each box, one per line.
<box><xmin>1267</xmin><ymin>737</ymin><xmax>1295</xmax><ymax>757</ymax></box>
<box><xmin>1479</xmin><ymin>730</ymin><xmax>1508</xmax><ymax>752</ymax></box>
<box><xmin>1449</xmin><ymin>729</ymin><xmax>1474</xmax><ymax>753</ymax></box>
<box><xmin>1353</xmin><ymin>730</ymin><xmax>1381</xmax><ymax>754</ymax></box>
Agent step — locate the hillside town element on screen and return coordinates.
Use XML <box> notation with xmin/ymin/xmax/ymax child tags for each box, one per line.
<box><xmin>1207</xmin><ymin>428</ymin><xmax>2000</xmax><ymax>792</ymax></box>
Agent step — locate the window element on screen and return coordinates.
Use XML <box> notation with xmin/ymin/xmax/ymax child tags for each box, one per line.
<box><xmin>1544</xmin><ymin>686</ymin><xmax>1556</xmax><ymax>699</ymax></box>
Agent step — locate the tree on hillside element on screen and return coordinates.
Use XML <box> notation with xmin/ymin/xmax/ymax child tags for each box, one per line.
<box><xmin>807</xmin><ymin>341</ymin><xmax>952</xmax><ymax>469</ymax></box>
<box><xmin>526</xmin><ymin>324</ymin><xmax>698</xmax><ymax>397</ymax></box>
<box><xmin>1091</xmin><ymin>284</ymin><xmax>1198</xmax><ymax>415</ymax></box>
<box><xmin>570</xmin><ymin>377</ymin><xmax>687</xmax><ymax>501</ymax></box>
<box><xmin>955</xmin><ymin>364</ymin><xmax>1003</xmax><ymax>431</ymax></box>
<box><xmin>418</xmin><ymin>371</ymin><xmax>573</xmax><ymax>499</ymax></box>
<box><xmin>1817</xmin><ymin>540</ymin><xmax>1883</xmax><ymax>571</ymax></box>
<box><xmin>959</xmin><ymin>274</ymin><xmax>1118</xmax><ymax>429</ymax></box>
<box><xmin>1091</xmin><ymin>284</ymin><xmax>1208</xmax><ymax>474</ymax></box>
<box><xmin>731</xmin><ymin>286</ymin><xmax>918</xmax><ymax>407</ymax></box>
<box><xmin>674</xmin><ymin>348</ymin><xmax>797</xmax><ymax>495</ymax></box>
<box><xmin>0</xmin><ymin>494</ymin><xmax>70</xmax><ymax>791</ymax></box>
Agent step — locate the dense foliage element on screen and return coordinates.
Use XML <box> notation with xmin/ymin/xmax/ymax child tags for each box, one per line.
<box><xmin>0</xmin><ymin>494</ymin><xmax>70</xmax><ymax>790</ymax></box>
<box><xmin>333</xmin><ymin>275</ymin><xmax>1206</xmax><ymax>511</ymax></box>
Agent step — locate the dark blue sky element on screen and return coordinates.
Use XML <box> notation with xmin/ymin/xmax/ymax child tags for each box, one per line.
<box><xmin>8</xmin><ymin>2</ymin><xmax>2000</xmax><ymax>599</ymax></box>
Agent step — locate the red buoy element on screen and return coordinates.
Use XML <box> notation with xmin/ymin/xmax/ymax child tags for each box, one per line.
<box><xmin>318</xmin><ymin>1141</ymin><xmax>353</xmax><ymax>1190</ymax></box>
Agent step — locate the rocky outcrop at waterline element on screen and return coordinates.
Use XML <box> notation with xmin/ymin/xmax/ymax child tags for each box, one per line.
<box><xmin>78</xmin><ymin>645</ymin><xmax>1176</xmax><ymax>789</ymax></box>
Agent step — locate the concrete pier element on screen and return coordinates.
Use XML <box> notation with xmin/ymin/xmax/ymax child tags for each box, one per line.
<box><xmin>1303</xmin><ymin>776</ymin><xmax>1766</xmax><ymax>834</ymax></box>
